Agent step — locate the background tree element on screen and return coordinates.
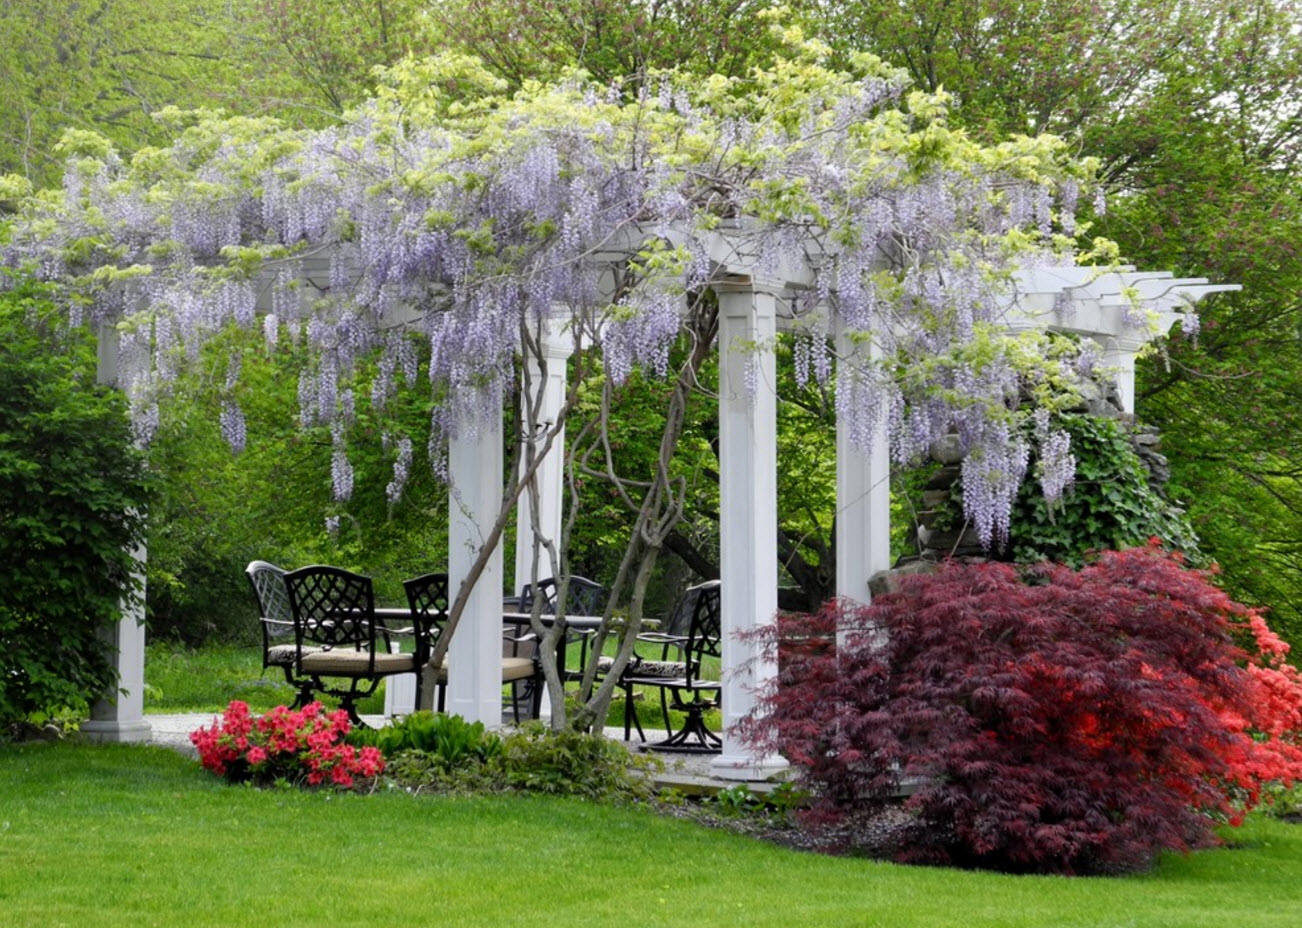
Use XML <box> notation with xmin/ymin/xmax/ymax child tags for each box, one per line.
<box><xmin>0</xmin><ymin>1</ymin><xmax>435</xmax><ymax>188</ymax></box>
<box><xmin>246</xmin><ymin>0</ymin><xmax>440</xmax><ymax>114</ymax></box>
<box><xmin>818</xmin><ymin>0</ymin><xmax>1302</xmax><ymax>645</ymax></box>
<box><xmin>427</xmin><ymin>0</ymin><xmax>788</xmax><ymax>86</ymax></box>
<box><xmin>0</xmin><ymin>1</ymin><xmax>260</xmax><ymax>185</ymax></box>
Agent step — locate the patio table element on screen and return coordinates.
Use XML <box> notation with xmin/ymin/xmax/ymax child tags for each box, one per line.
<box><xmin>502</xmin><ymin>611</ymin><xmax>605</xmax><ymax>683</ymax></box>
<box><xmin>372</xmin><ymin>608</ymin><xmax>614</xmax><ymax>687</ymax></box>
<box><xmin>374</xmin><ymin>608</ymin><xmax>682</xmax><ymax>737</ymax></box>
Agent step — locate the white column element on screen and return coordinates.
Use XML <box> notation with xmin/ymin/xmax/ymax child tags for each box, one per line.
<box><xmin>82</xmin><ymin>324</ymin><xmax>151</xmax><ymax>743</ymax></box>
<box><xmin>447</xmin><ymin>412</ymin><xmax>505</xmax><ymax>727</ymax></box>
<box><xmin>383</xmin><ymin>640</ymin><xmax>417</xmax><ymax>717</ymax></box>
<box><xmin>711</xmin><ymin>280</ymin><xmax>788</xmax><ymax>781</ymax></box>
<box><xmin>82</xmin><ymin>541</ymin><xmax>151</xmax><ymax>743</ymax></box>
<box><xmin>514</xmin><ymin>322</ymin><xmax>573</xmax><ymax>722</ymax></box>
<box><xmin>513</xmin><ymin>321</ymin><xmax>573</xmax><ymax>597</ymax></box>
<box><xmin>1098</xmin><ymin>335</ymin><xmax>1142</xmax><ymax>415</ymax></box>
<box><xmin>834</xmin><ymin>326</ymin><xmax>892</xmax><ymax>605</ymax></box>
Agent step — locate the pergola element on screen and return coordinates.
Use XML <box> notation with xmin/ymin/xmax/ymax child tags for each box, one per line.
<box><xmin>84</xmin><ymin>243</ymin><xmax>1236</xmax><ymax>781</ymax></box>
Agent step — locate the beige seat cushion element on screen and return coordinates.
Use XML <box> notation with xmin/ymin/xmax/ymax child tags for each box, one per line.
<box><xmin>300</xmin><ymin>651</ymin><xmax>534</xmax><ymax>683</ymax></box>
<box><xmin>595</xmin><ymin>655</ymin><xmax>685</xmax><ymax>678</ymax></box>
<box><xmin>300</xmin><ymin>649</ymin><xmax>418</xmax><ymax>677</ymax></box>
<box><xmin>500</xmin><ymin>656</ymin><xmax>537</xmax><ymax>682</ymax></box>
<box><xmin>265</xmin><ymin>644</ymin><xmax>319</xmax><ymax>666</ymax></box>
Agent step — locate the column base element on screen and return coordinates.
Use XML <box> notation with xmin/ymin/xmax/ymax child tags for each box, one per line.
<box><xmin>80</xmin><ymin>719</ymin><xmax>153</xmax><ymax>744</ymax></box>
<box><xmin>709</xmin><ymin>750</ymin><xmax>789</xmax><ymax>782</ymax></box>
<box><xmin>383</xmin><ymin>672</ymin><xmax>418</xmax><ymax>717</ymax></box>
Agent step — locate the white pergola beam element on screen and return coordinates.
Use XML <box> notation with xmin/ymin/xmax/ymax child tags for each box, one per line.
<box><xmin>1005</xmin><ymin>267</ymin><xmax>1240</xmax><ymax>415</ymax></box>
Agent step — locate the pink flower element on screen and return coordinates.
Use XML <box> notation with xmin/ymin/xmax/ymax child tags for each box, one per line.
<box><xmin>192</xmin><ymin>701</ymin><xmax>382</xmax><ymax>791</ymax></box>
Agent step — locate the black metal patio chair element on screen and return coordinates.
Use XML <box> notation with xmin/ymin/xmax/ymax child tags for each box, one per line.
<box><xmin>517</xmin><ymin>575</ymin><xmax>608</xmax><ymax>682</ymax></box>
<box><xmin>597</xmin><ymin>580</ymin><xmax>722</xmax><ymax>752</ymax></box>
<box><xmin>404</xmin><ymin>572</ymin><xmax>544</xmax><ymax>721</ymax></box>
<box><xmin>283</xmin><ymin>565</ymin><xmax>426</xmax><ymax>724</ymax></box>
<box><xmin>246</xmin><ymin>560</ymin><xmax>317</xmax><ymax>708</ymax></box>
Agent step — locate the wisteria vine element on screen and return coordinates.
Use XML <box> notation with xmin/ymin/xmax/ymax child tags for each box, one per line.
<box><xmin>0</xmin><ymin>29</ymin><xmax>1112</xmax><ymax>548</ymax></box>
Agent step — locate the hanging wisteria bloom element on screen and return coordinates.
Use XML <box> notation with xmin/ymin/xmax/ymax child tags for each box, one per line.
<box><xmin>219</xmin><ymin>401</ymin><xmax>247</xmax><ymax>455</ymax></box>
<box><xmin>331</xmin><ymin>424</ymin><xmax>354</xmax><ymax>502</ymax></box>
<box><xmin>386</xmin><ymin>437</ymin><xmax>413</xmax><ymax>505</ymax></box>
<box><xmin>1033</xmin><ymin>407</ymin><xmax>1076</xmax><ymax>507</ymax></box>
<box><xmin>961</xmin><ymin>420</ymin><xmax>1031</xmax><ymax>549</ymax></box>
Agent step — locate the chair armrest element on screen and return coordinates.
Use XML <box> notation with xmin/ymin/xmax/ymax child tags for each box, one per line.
<box><xmin>633</xmin><ymin>632</ymin><xmax>689</xmax><ymax>646</ymax></box>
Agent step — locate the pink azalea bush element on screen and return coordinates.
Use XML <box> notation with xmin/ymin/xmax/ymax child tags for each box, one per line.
<box><xmin>191</xmin><ymin>700</ymin><xmax>385</xmax><ymax>789</ymax></box>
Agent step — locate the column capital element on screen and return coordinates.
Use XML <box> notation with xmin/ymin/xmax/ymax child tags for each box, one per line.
<box><xmin>713</xmin><ymin>274</ymin><xmax>786</xmax><ymax>303</ymax></box>
<box><xmin>518</xmin><ymin>313</ymin><xmax>576</xmax><ymax>364</ymax></box>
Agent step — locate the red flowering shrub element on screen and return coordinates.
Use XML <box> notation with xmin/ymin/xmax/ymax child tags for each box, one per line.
<box><xmin>191</xmin><ymin>701</ymin><xmax>385</xmax><ymax>789</ymax></box>
<box><xmin>743</xmin><ymin>544</ymin><xmax>1302</xmax><ymax>874</ymax></box>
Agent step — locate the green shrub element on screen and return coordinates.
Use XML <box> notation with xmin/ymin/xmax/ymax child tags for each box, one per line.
<box><xmin>348</xmin><ymin>710</ymin><xmax>502</xmax><ymax>768</ymax></box>
<box><xmin>1007</xmin><ymin>414</ymin><xmax>1199</xmax><ymax>564</ymax></box>
<box><xmin>363</xmin><ymin>715</ymin><xmax>652</xmax><ymax>801</ymax></box>
<box><xmin>492</xmin><ymin>723</ymin><xmax>652</xmax><ymax>800</ymax></box>
<box><xmin>0</xmin><ymin>278</ymin><xmax>150</xmax><ymax>733</ymax></box>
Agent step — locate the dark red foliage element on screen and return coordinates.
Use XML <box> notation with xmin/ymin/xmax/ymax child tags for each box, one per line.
<box><xmin>742</xmin><ymin>544</ymin><xmax>1302</xmax><ymax>874</ymax></box>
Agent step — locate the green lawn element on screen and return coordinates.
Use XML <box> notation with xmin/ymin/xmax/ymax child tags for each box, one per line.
<box><xmin>1</xmin><ymin>742</ymin><xmax>1300</xmax><ymax>927</ymax></box>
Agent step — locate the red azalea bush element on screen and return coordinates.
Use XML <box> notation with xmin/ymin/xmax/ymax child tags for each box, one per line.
<box><xmin>191</xmin><ymin>701</ymin><xmax>385</xmax><ymax>789</ymax></box>
<box><xmin>743</xmin><ymin>544</ymin><xmax>1302</xmax><ymax>874</ymax></box>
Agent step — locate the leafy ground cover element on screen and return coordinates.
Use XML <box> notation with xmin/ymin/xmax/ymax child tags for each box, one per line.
<box><xmin>1</xmin><ymin>742</ymin><xmax>1300</xmax><ymax>928</ymax></box>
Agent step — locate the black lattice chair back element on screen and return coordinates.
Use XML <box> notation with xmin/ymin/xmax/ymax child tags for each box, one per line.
<box><xmin>564</xmin><ymin>576</ymin><xmax>607</xmax><ymax>615</ymax></box>
<box><xmin>402</xmin><ymin>572</ymin><xmax>451</xmax><ymax>713</ymax></box>
<box><xmin>661</xmin><ymin>580</ymin><xmax>722</xmax><ymax>673</ymax></box>
<box><xmin>402</xmin><ymin>572</ymin><xmax>449</xmax><ymax>655</ymax></box>
<box><xmin>284</xmin><ymin>565</ymin><xmax>378</xmax><ymax>653</ymax></box>
<box><xmin>247</xmin><ymin>560</ymin><xmax>316</xmax><ymax>707</ymax></box>
<box><xmin>518</xmin><ymin>575</ymin><xmax>606</xmax><ymax>616</ymax></box>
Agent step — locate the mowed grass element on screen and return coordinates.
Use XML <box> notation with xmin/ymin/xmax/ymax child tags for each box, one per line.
<box><xmin>146</xmin><ymin>641</ymin><xmax>307</xmax><ymax>713</ymax></box>
<box><xmin>2</xmin><ymin>742</ymin><xmax>1301</xmax><ymax>928</ymax></box>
